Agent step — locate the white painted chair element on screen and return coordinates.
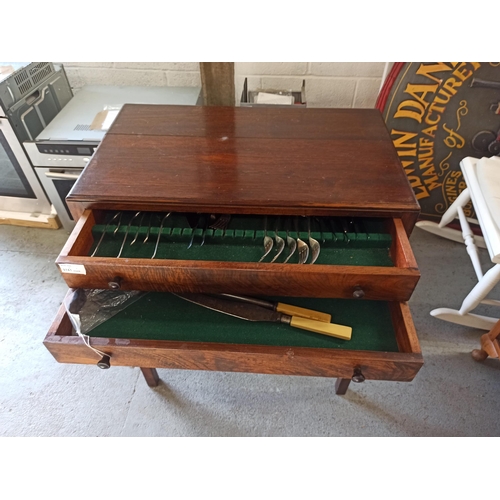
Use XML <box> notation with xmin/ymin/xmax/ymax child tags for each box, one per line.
<box><xmin>431</xmin><ymin>156</ymin><xmax>500</xmax><ymax>330</ymax></box>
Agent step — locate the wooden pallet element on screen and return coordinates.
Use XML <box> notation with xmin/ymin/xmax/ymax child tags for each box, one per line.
<box><xmin>0</xmin><ymin>208</ymin><xmax>60</xmax><ymax>230</ymax></box>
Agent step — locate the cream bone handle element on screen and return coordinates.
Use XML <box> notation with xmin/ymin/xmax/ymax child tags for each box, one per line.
<box><xmin>281</xmin><ymin>315</ymin><xmax>352</xmax><ymax>341</ymax></box>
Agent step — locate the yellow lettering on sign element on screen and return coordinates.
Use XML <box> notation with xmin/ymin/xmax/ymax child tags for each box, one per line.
<box><xmin>434</xmin><ymin>89</ymin><xmax>453</xmax><ymax>105</ymax></box>
<box><xmin>422</xmin><ymin>166</ymin><xmax>438</xmax><ymax>177</ymax></box>
<box><xmin>424</xmin><ymin>102</ymin><xmax>446</xmax><ymax>125</ymax></box>
<box><xmin>443</xmin><ymin>124</ymin><xmax>465</xmax><ymax>149</ymax></box>
<box><xmin>419</xmin><ymin>156</ymin><xmax>434</xmax><ymax>169</ymax></box>
<box><xmin>391</xmin><ymin>129</ymin><xmax>418</xmax><ymax>155</ymax></box>
<box><xmin>419</xmin><ymin>137</ymin><xmax>434</xmax><ymax>148</ymax></box>
<box><xmin>424</xmin><ymin>176</ymin><xmax>441</xmax><ymax>190</ymax></box>
<box><xmin>453</xmin><ymin>62</ymin><xmax>481</xmax><ymax>81</ymax></box>
<box><xmin>422</xmin><ymin>125</ymin><xmax>437</xmax><ymax>138</ymax></box>
<box><xmin>446</xmin><ymin>184</ymin><xmax>457</xmax><ymax>196</ymax></box>
<box><xmin>408</xmin><ymin>175</ymin><xmax>430</xmax><ymax>199</ymax></box>
<box><xmin>404</xmin><ymin>83</ymin><xmax>438</xmax><ymax>108</ymax></box>
<box><xmin>415</xmin><ymin>62</ymin><xmax>453</xmax><ymax>84</ymax></box>
<box><xmin>394</xmin><ymin>100</ymin><xmax>426</xmax><ymax>123</ymax></box>
<box><xmin>441</xmin><ymin>77</ymin><xmax>462</xmax><ymax>96</ymax></box>
<box><xmin>401</xmin><ymin>160</ymin><xmax>415</xmax><ymax>174</ymax></box>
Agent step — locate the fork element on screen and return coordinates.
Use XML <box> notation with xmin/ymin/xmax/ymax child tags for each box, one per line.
<box><xmin>152</xmin><ymin>213</ymin><xmax>171</xmax><ymax>258</ymax></box>
<box><xmin>209</xmin><ymin>214</ymin><xmax>231</xmax><ymax>231</ymax></box>
<box><xmin>90</xmin><ymin>211</ymin><xmax>121</xmax><ymax>257</ymax></box>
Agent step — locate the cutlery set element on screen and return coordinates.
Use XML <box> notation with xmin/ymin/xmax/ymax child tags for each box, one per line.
<box><xmin>259</xmin><ymin>216</ymin><xmax>319</xmax><ymax>264</ymax></box>
<box><xmin>175</xmin><ymin>292</ymin><xmax>352</xmax><ymax>340</ymax></box>
<box><xmin>90</xmin><ymin>211</ymin><xmax>370</xmax><ymax>263</ymax></box>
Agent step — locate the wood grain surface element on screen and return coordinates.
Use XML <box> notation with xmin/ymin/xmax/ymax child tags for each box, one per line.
<box><xmin>51</xmin><ymin>105</ymin><xmax>424</xmax><ymax>390</ymax></box>
<box><xmin>56</xmin><ymin>211</ymin><xmax>420</xmax><ymax>300</ymax></box>
<box><xmin>44</xmin><ymin>300</ymin><xmax>423</xmax><ymax>381</ymax></box>
<box><xmin>68</xmin><ymin>105</ymin><xmax>419</xmax><ymax>220</ymax></box>
<box><xmin>56</xmin><ymin>256</ymin><xmax>420</xmax><ymax>300</ymax></box>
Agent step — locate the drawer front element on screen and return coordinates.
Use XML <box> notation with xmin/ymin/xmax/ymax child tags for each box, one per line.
<box><xmin>56</xmin><ymin>210</ymin><xmax>420</xmax><ymax>300</ymax></box>
<box><xmin>44</xmin><ymin>292</ymin><xmax>423</xmax><ymax>382</ymax></box>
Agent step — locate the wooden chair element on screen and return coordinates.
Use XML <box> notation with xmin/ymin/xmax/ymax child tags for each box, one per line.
<box><xmin>431</xmin><ymin>156</ymin><xmax>500</xmax><ymax>330</ymax></box>
<box><xmin>472</xmin><ymin>319</ymin><xmax>500</xmax><ymax>361</ymax></box>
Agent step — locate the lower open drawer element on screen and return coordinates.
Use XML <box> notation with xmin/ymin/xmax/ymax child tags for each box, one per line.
<box><xmin>44</xmin><ymin>292</ymin><xmax>423</xmax><ymax>382</ymax></box>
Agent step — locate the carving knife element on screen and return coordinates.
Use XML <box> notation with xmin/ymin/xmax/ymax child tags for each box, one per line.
<box><xmin>174</xmin><ymin>293</ymin><xmax>352</xmax><ymax>340</ymax></box>
<box><xmin>216</xmin><ymin>293</ymin><xmax>332</xmax><ymax>323</ymax></box>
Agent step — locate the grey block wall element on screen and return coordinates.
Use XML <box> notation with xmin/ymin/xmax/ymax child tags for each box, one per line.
<box><xmin>62</xmin><ymin>62</ymin><xmax>392</xmax><ymax>108</ymax></box>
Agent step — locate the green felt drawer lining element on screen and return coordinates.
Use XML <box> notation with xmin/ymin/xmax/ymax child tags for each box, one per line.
<box><xmin>88</xmin><ymin>293</ymin><xmax>400</xmax><ymax>353</ymax></box>
<box><xmin>88</xmin><ymin>212</ymin><xmax>394</xmax><ymax>266</ymax></box>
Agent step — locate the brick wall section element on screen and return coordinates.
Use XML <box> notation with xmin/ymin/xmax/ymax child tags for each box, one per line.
<box><xmin>61</xmin><ymin>62</ymin><xmax>201</xmax><ymax>91</ymax></box>
<box><xmin>62</xmin><ymin>62</ymin><xmax>391</xmax><ymax>108</ymax></box>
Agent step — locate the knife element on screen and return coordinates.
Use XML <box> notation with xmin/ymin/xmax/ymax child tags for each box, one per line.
<box><xmin>174</xmin><ymin>293</ymin><xmax>352</xmax><ymax>340</ymax></box>
<box><xmin>217</xmin><ymin>293</ymin><xmax>332</xmax><ymax>323</ymax></box>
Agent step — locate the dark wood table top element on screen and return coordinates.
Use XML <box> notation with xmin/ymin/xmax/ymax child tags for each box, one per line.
<box><xmin>68</xmin><ymin>104</ymin><xmax>419</xmax><ymax>219</ymax></box>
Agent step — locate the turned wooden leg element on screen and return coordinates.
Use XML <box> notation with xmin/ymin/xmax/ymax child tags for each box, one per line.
<box><xmin>140</xmin><ymin>367</ymin><xmax>160</xmax><ymax>387</ymax></box>
<box><xmin>471</xmin><ymin>349</ymin><xmax>489</xmax><ymax>362</ymax></box>
<box><xmin>335</xmin><ymin>378</ymin><xmax>351</xmax><ymax>395</ymax></box>
<box><xmin>459</xmin><ymin>264</ymin><xmax>500</xmax><ymax>315</ymax></box>
<box><xmin>456</xmin><ymin>204</ymin><xmax>484</xmax><ymax>280</ymax></box>
<box><xmin>439</xmin><ymin>187</ymin><xmax>470</xmax><ymax>228</ymax></box>
<box><xmin>471</xmin><ymin>319</ymin><xmax>500</xmax><ymax>362</ymax></box>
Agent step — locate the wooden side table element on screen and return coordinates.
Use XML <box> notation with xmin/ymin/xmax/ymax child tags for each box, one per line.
<box><xmin>43</xmin><ymin>105</ymin><xmax>424</xmax><ymax>394</ymax></box>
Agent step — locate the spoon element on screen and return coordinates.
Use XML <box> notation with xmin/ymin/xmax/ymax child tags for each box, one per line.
<box><xmin>308</xmin><ymin>217</ymin><xmax>320</xmax><ymax>264</ymax></box>
<box><xmin>295</xmin><ymin>217</ymin><xmax>309</xmax><ymax>264</ymax></box>
<box><xmin>259</xmin><ymin>216</ymin><xmax>274</xmax><ymax>262</ymax></box>
<box><xmin>270</xmin><ymin>218</ymin><xmax>285</xmax><ymax>263</ymax></box>
<box><xmin>283</xmin><ymin>217</ymin><xmax>297</xmax><ymax>263</ymax></box>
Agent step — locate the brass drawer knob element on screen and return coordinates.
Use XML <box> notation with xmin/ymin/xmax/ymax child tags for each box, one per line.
<box><xmin>352</xmin><ymin>367</ymin><xmax>365</xmax><ymax>383</ymax></box>
<box><xmin>353</xmin><ymin>286</ymin><xmax>365</xmax><ymax>299</ymax></box>
<box><xmin>108</xmin><ymin>276</ymin><xmax>122</xmax><ymax>290</ymax></box>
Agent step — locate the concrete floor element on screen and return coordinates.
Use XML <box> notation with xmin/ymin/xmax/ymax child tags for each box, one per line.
<box><xmin>1</xmin><ymin>223</ymin><xmax>499</xmax><ymax>436</ymax></box>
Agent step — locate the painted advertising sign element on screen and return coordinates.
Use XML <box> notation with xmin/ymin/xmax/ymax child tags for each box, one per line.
<box><xmin>377</xmin><ymin>62</ymin><xmax>500</xmax><ymax>222</ymax></box>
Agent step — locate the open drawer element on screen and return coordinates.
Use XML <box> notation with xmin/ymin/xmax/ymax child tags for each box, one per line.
<box><xmin>55</xmin><ymin>210</ymin><xmax>420</xmax><ymax>301</ymax></box>
<box><xmin>44</xmin><ymin>291</ymin><xmax>423</xmax><ymax>384</ymax></box>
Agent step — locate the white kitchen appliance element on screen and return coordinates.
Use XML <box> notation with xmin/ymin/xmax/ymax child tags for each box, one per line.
<box><xmin>0</xmin><ymin>62</ymin><xmax>72</xmax><ymax>222</ymax></box>
<box><xmin>24</xmin><ymin>85</ymin><xmax>202</xmax><ymax>232</ymax></box>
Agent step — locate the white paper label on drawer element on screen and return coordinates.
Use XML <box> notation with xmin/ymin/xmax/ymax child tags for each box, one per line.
<box><xmin>58</xmin><ymin>263</ymin><xmax>87</xmax><ymax>275</ymax></box>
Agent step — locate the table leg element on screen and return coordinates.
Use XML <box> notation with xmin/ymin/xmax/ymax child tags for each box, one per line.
<box><xmin>335</xmin><ymin>378</ymin><xmax>351</xmax><ymax>395</ymax></box>
<box><xmin>140</xmin><ymin>367</ymin><xmax>160</xmax><ymax>387</ymax></box>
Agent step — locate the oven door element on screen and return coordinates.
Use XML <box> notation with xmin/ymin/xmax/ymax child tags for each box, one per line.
<box><xmin>0</xmin><ymin>115</ymin><xmax>52</xmax><ymax>214</ymax></box>
<box><xmin>36</xmin><ymin>167</ymin><xmax>83</xmax><ymax>233</ymax></box>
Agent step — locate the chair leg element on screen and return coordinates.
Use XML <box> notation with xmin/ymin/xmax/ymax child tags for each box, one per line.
<box><xmin>472</xmin><ymin>319</ymin><xmax>500</xmax><ymax>362</ymax></box>
<box><xmin>459</xmin><ymin>264</ymin><xmax>500</xmax><ymax>315</ymax></box>
<box><xmin>471</xmin><ymin>348</ymin><xmax>489</xmax><ymax>362</ymax></box>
